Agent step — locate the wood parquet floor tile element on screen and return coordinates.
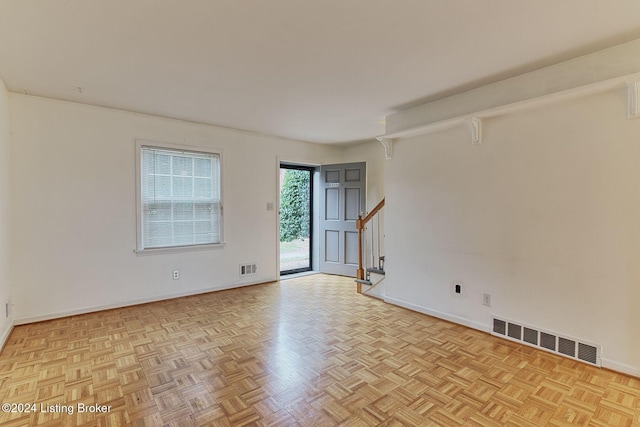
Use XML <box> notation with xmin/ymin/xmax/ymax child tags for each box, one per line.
<box><xmin>0</xmin><ymin>274</ymin><xmax>638</xmax><ymax>426</ymax></box>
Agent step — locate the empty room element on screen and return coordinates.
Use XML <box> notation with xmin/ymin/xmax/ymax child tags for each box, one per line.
<box><xmin>0</xmin><ymin>1</ymin><xmax>639</xmax><ymax>426</ymax></box>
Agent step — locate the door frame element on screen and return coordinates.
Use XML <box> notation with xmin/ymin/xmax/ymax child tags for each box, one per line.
<box><xmin>276</xmin><ymin>159</ymin><xmax>320</xmax><ymax>279</ymax></box>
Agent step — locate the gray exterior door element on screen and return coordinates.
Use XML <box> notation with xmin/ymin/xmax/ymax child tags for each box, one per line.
<box><xmin>319</xmin><ymin>162</ymin><xmax>366</xmax><ymax>276</ymax></box>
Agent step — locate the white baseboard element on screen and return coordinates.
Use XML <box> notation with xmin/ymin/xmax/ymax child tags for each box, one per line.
<box><xmin>384</xmin><ymin>296</ymin><xmax>490</xmax><ymax>333</ymax></box>
<box><xmin>14</xmin><ymin>277</ymin><xmax>277</xmax><ymax>325</ymax></box>
<box><xmin>0</xmin><ymin>320</ymin><xmax>14</xmax><ymax>351</ymax></box>
<box><xmin>600</xmin><ymin>358</ymin><xmax>640</xmax><ymax>378</ymax></box>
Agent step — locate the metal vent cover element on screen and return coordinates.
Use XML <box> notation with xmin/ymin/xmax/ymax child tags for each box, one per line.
<box><xmin>541</xmin><ymin>332</ymin><xmax>556</xmax><ymax>351</ymax></box>
<box><xmin>523</xmin><ymin>327</ymin><xmax>538</xmax><ymax>345</ymax></box>
<box><xmin>491</xmin><ymin>317</ymin><xmax>600</xmax><ymax>367</ymax></box>
<box><xmin>507</xmin><ymin>323</ymin><xmax>522</xmax><ymax>340</ymax></box>
<box><xmin>239</xmin><ymin>263</ymin><xmax>257</xmax><ymax>277</ymax></box>
<box><xmin>559</xmin><ymin>338</ymin><xmax>576</xmax><ymax>358</ymax></box>
<box><xmin>578</xmin><ymin>343</ymin><xmax>598</xmax><ymax>365</ymax></box>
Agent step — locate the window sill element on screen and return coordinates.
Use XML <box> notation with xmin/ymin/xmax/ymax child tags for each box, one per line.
<box><xmin>135</xmin><ymin>243</ymin><xmax>226</xmax><ymax>256</ymax></box>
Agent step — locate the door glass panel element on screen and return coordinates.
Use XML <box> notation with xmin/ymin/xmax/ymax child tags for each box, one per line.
<box><xmin>280</xmin><ymin>166</ymin><xmax>313</xmax><ymax>274</ymax></box>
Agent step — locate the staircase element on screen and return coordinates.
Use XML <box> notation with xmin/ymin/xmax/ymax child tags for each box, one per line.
<box><xmin>355</xmin><ymin>198</ymin><xmax>385</xmax><ymax>296</ymax></box>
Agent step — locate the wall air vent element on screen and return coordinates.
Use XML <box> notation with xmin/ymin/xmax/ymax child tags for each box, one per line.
<box><xmin>558</xmin><ymin>337</ymin><xmax>576</xmax><ymax>358</ymax></box>
<box><xmin>523</xmin><ymin>327</ymin><xmax>538</xmax><ymax>345</ymax></box>
<box><xmin>240</xmin><ymin>263</ymin><xmax>257</xmax><ymax>277</ymax></box>
<box><xmin>578</xmin><ymin>343</ymin><xmax>598</xmax><ymax>365</ymax></box>
<box><xmin>507</xmin><ymin>323</ymin><xmax>522</xmax><ymax>340</ymax></box>
<box><xmin>491</xmin><ymin>317</ymin><xmax>600</xmax><ymax>367</ymax></box>
<box><xmin>541</xmin><ymin>332</ymin><xmax>556</xmax><ymax>351</ymax></box>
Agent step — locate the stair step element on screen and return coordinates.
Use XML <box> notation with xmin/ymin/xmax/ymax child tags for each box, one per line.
<box><xmin>355</xmin><ymin>279</ymin><xmax>373</xmax><ymax>285</ymax></box>
<box><xmin>366</xmin><ymin>268</ymin><xmax>385</xmax><ymax>275</ymax></box>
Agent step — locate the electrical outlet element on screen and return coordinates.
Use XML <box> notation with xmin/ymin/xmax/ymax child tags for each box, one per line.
<box><xmin>452</xmin><ymin>280</ymin><xmax>464</xmax><ymax>296</ymax></box>
<box><xmin>483</xmin><ymin>293</ymin><xmax>492</xmax><ymax>307</ymax></box>
<box><xmin>173</xmin><ymin>270</ymin><xmax>180</xmax><ymax>280</ymax></box>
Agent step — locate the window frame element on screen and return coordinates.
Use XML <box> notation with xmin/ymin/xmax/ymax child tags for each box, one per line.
<box><xmin>135</xmin><ymin>140</ymin><xmax>224</xmax><ymax>255</ymax></box>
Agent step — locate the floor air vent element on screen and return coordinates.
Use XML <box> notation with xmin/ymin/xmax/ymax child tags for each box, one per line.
<box><xmin>492</xmin><ymin>317</ymin><xmax>600</xmax><ymax>367</ymax></box>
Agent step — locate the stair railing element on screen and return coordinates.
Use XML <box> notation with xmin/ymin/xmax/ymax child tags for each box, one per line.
<box><xmin>356</xmin><ymin>197</ymin><xmax>385</xmax><ymax>293</ymax></box>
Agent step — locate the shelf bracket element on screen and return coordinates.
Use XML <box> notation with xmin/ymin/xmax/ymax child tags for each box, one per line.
<box><xmin>628</xmin><ymin>82</ymin><xmax>640</xmax><ymax>119</ymax></box>
<box><xmin>377</xmin><ymin>137</ymin><xmax>394</xmax><ymax>159</ymax></box>
<box><xmin>468</xmin><ymin>117</ymin><xmax>482</xmax><ymax>145</ymax></box>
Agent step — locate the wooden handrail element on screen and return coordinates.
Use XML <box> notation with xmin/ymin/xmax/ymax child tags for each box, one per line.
<box><xmin>356</xmin><ymin>198</ymin><xmax>385</xmax><ymax>230</ymax></box>
<box><xmin>356</xmin><ymin>197</ymin><xmax>385</xmax><ymax>292</ymax></box>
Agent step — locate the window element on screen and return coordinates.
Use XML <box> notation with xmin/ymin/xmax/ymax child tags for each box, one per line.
<box><xmin>137</xmin><ymin>142</ymin><xmax>222</xmax><ymax>252</ymax></box>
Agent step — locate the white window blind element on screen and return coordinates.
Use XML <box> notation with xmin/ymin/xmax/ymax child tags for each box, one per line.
<box><xmin>141</xmin><ymin>146</ymin><xmax>221</xmax><ymax>249</ymax></box>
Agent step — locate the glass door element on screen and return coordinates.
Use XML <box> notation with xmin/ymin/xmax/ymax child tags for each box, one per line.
<box><xmin>279</xmin><ymin>165</ymin><xmax>313</xmax><ymax>275</ymax></box>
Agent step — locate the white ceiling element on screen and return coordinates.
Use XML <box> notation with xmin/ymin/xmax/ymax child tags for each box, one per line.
<box><xmin>2</xmin><ymin>1</ymin><xmax>640</xmax><ymax>144</ymax></box>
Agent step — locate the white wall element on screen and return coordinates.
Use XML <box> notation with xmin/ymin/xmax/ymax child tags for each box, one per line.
<box><xmin>0</xmin><ymin>78</ymin><xmax>12</xmax><ymax>344</ymax></box>
<box><xmin>9</xmin><ymin>94</ymin><xmax>344</xmax><ymax>323</ymax></box>
<box><xmin>344</xmin><ymin>140</ymin><xmax>385</xmax><ymax>211</ymax></box>
<box><xmin>384</xmin><ymin>88</ymin><xmax>640</xmax><ymax>375</ymax></box>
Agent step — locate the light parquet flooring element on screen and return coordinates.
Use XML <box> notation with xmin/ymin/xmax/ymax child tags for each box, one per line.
<box><xmin>0</xmin><ymin>274</ymin><xmax>638</xmax><ymax>426</ymax></box>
